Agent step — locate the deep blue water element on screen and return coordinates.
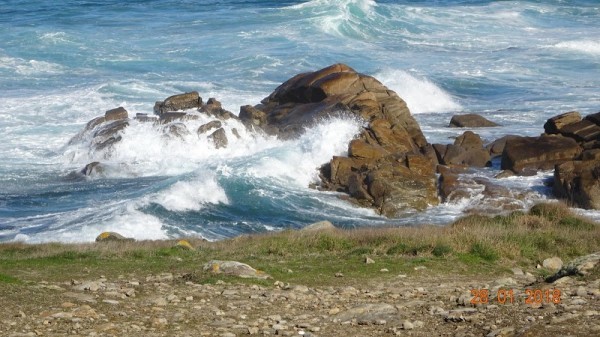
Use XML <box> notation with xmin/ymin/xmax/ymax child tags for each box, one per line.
<box><xmin>1</xmin><ymin>0</ymin><xmax>599</xmax><ymax>242</ymax></box>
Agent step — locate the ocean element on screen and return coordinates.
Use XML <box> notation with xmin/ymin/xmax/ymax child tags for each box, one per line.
<box><xmin>1</xmin><ymin>0</ymin><xmax>599</xmax><ymax>243</ymax></box>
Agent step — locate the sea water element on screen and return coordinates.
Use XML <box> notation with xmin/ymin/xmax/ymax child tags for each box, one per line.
<box><xmin>1</xmin><ymin>0</ymin><xmax>599</xmax><ymax>242</ymax></box>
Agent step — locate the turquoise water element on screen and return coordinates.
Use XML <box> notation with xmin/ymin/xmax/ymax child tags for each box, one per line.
<box><xmin>1</xmin><ymin>0</ymin><xmax>599</xmax><ymax>242</ymax></box>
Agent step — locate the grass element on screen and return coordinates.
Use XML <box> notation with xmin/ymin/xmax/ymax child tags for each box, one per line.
<box><xmin>0</xmin><ymin>202</ymin><xmax>598</xmax><ymax>287</ymax></box>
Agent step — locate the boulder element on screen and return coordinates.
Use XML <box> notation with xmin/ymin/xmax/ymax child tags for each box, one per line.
<box><xmin>80</xmin><ymin>162</ymin><xmax>105</xmax><ymax>177</ymax></box>
<box><xmin>449</xmin><ymin>114</ymin><xmax>499</xmax><ymax>128</ymax></box>
<box><xmin>501</xmin><ymin>135</ymin><xmax>581</xmax><ymax>174</ymax></box>
<box><xmin>254</xmin><ymin>64</ymin><xmax>436</xmax><ymax>215</ymax></box>
<box><xmin>203</xmin><ymin>260</ymin><xmax>271</xmax><ymax>279</ymax></box>
<box><xmin>434</xmin><ymin>131</ymin><xmax>491</xmax><ymax>167</ymax></box>
<box><xmin>134</xmin><ymin>113</ymin><xmax>157</xmax><ymax>123</ymax></box>
<box><xmin>544</xmin><ymin>111</ymin><xmax>582</xmax><ymax>134</ymax></box>
<box><xmin>542</xmin><ymin>257</ymin><xmax>563</xmax><ymax>271</ymax></box>
<box><xmin>175</xmin><ymin>239</ymin><xmax>195</xmax><ymax>250</ymax></box>
<box><xmin>486</xmin><ymin>135</ymin><xmax>520</xmax><ymax>158</ymax></box>
<box><xmin>105</xmin><ymin>107</ymin><xmax>128</xmax><ymax>121</ymax></box>
<box><xmin>163</xmin><ymin>123</ymin><xmax>190</xmax><ymax>139</ymax></box>
<box><xmin>553</xmin><ymin>160</ymin><xmax>600</xmax><ymax>209</ymax></box>
<box><xmin>438</xmin><ymin>166</ymin><xmax>464</xmax><ymax>202</ymax></box>
<box><xmin>208</xmin><ymin>128</ymin><xmax>228</xmax><ymax>149</ymax></box>
<box><xmin>91</xmin><ymin>119</ymin><xmax>129</xmax><ymax>151</ymax></box>
<box><xmin>197</xmin><ymin>120</ymin><xmax>222</xmax><ymax>135</ymax></box>
<box><xmin>159</xmin><ymin>112</ymin><xmax>199</xmax><ymax>124</ymax></box>
<box><xmin>546</xmin><ymin>252</ymin><xmax>600</xmax><ymax>282</ymax></box>
<box><xmin>154</xmin><ymin>91</ymin><xmax>202</xmax><ymax>114</ymax></box>
<box><xmin>200</xmin><ymin>98</ymin><xmax>237</xmax><ymax>120</ymax></box>
<box><xmin>239</xmin><ymin>105</ymin><xmax>267</xmax><ymax>128</ymax></box>
<box><xmin>95</xmin><ymin>232</ymin><xmax>133</xmax><ymax>242</ymax></box>
<box><xmin>558</xmin><ymin>119</ymin><xmax>600</xmax><ymax>143</ymax></box>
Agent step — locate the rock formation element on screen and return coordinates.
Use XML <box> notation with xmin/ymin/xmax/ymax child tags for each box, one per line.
<box><xmin>238</xmin><ymin>64</ymin><xmax>438</xmax><ymax>216</ymax></box>
<box><xmin>449</xmin><ymin>113</ymin><xmax>499</xmax><ymax>128</ymax></box>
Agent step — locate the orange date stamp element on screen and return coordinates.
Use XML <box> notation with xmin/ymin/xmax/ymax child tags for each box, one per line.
<box><xmin>470</xmin><ymin>288</ymin><xmax>561</xmax><ymax>305</ymax></box>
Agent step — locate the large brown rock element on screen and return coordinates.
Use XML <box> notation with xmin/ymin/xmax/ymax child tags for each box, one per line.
<box><xmin>501</xmin><ymin>135</ymin><xmax>581</xmax><ymax>174</ymax></box>
<box><xmin>105</xmin><ymin>107</ymin><xmax>128</xmax><ymax>121</ymax></box>
<box><xmin>554</xmin><ymin>160</ymin><xmax>600</xmax><ymax>209</ymax></box>
<box><xmin>154</xmin><ymin>91</ymin><xmax>202</xmax><ymax>114</ymax></box>
<box><xmin>434</xmin><ymin>131</ymin><xmax>491</xmax><ymax>167</ymax></box>
<box><xmin>257</xmin><ymin>64</ymin><xmax>436</xmax><ymax>215</ymax></box>
<box><xmin>449</xmin><ymin>114</ymin><xmax>499</xmax><ymax>128</ymax></box>
<box><xmin>208</xmin><ymin>128</ymin><xmax>228</xmax><ymax>149</ymax></box>
<box><xmin>544</xmin><ymin>111</ymin><xmax>582</xmax><ymax>134</ymax></box>
<box><xmin>486</xmin><ymin>135</ymin><xmax>521</xmax><ymax>158</ymax></box>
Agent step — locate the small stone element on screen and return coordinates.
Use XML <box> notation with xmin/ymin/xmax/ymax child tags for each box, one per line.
<box><xmin>335</xmin><ymin>272</ymin><xmax>344</xmax><ymax>278</ymax></box>
<box><xmin>510</xmin><ymin>268</ymin><xmax>524</xmax><ymax>276</ymax></box>
<box><xmin>414</xmin><ymin>266</ymin><xmax>426</xmax><ymax>271</ymax></box>
<box><xmin>329</xmin><ymin>308</ymin><xmax>341</xmax><ymax>315</ymax></box>
<box><xmin>543</xmin><ymin>257</ymin><xmax>563</xmax><ymax>271</ymax></box>
<box><xmin>402</xmin><ymin>320</ymin><xmax>414</xmax><ymax>330</ymax></box>
<box><xmin>151</xmin><ymin>297</ymin><xmax>168</xmax><ymax>306</ymax></box>
<box><xmin>380</xmin><ymin>268</ymin><xmax>389</xmax><ymax>273</ymax></box>
<box><xmin>102</xmin><ymin>299</ymin><xmax>119</xmax><ymax>305</ymax></box>
<box><xmin>151</xmin><ymin>317</ymin><xmax>168</xmax><ymax>327</ymax></box>
<box><xmin>248</xmin><ymin>327</ymin><xmax>259</xmax><ymax>335</ymax></box>
<box><xmin>365</xmin><ymin>257</ymin><xmax>375</xmax><ymax>264</ymax></box>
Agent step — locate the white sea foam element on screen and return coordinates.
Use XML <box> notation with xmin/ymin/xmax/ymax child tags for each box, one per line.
<box><xmin>153</xmin><ymin>175</ymin><xmax>229</xmax><ymax>212</ymax></box>
<box><xmin>0</xmin><ymin>56</ymin><xmax>65</xmax><ymax>75</ymax></box>
<box><xmin>247</xmin><ymin>115</ymin><xmax>364</xmax><ymax>187</ymax></box>
<box><xmin>553</xmin><ymin>40</ymin><xmax>600</xmax><ymax>56</ymax></box>
<box><xmin>374</xmin><ymin>69</ymin><xmax>462</xmax><ymax>114</ymax></box>
<box><xmin>286</xmin><ymin>0</ymin><xmax>379</xmax><ymax>40</ymax></box>
<box><xmin>62</xmin><ymin>207</ymin><xmax>168</xmax><ymax>242</ymax></box>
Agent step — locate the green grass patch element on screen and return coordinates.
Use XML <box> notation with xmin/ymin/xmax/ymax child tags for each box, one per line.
<box><xmin>469</xmin><ymin>242</ymin><xmax>499</xmax><ymax>262</ymax></box>
<box><xmin>0</xmin><ymin>273</ymin><xmax>21</xmax><ymax>284</ymax></box>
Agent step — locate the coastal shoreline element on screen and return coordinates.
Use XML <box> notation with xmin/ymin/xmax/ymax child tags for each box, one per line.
<box><xmin>1</xmin><ymin>203</ymin><xmax>598</xmax><ymax>336</ymax></box>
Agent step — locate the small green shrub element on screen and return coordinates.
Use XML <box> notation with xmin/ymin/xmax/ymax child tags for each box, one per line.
<box><xmin>386</xmin><ymin>243</ymin><xmax>408</xmax><ymax>255</ymax></box>
<box><xmin>432</xmin><ymin>243</ymin><xmax>453</xmax><ymax>257</ymax></box>
<box><xmin>469</xmin><ymin>242</ymin><xmax>498</xmax><ymax>262</ymax></box>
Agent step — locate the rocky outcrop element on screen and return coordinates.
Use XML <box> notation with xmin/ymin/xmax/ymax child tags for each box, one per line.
<box><xmin>449</xmin><ymin>114</ymin><xmax>499</xmax><ymax>128</ymax></box>
<box><xmin>239</xmin><ymin>64</ymin><xmax>437</xmax><ymax>216</ymax></box>
<box><xmin>500</xmin><ymin>135</ymin><xmax>581</xmax><ymax>174</ymax></box>
<box><xmin>433</xmin><ymin>131</ymin><xmax>491</xmax><ymax>168</ymax></box>
<box><xmin>553</xmin><ymin>160</ymin><xmax>600</xmax><ymax>209</ymax></box>
<box><xmin>544</xmin><ymin>111</ymin><xmax>582</xmax><ymax>134</ymax></box>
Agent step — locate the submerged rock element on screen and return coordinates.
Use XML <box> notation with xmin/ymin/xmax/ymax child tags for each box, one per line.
<box><xmin>197</xmin><ymin>120</ymin><xmax>222</xmax><ymax>135</ymax></box>
<box><xmin>208</xmin><ymin>128</ymin><xmax>228</xmax><ymax>149</ymax></box>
